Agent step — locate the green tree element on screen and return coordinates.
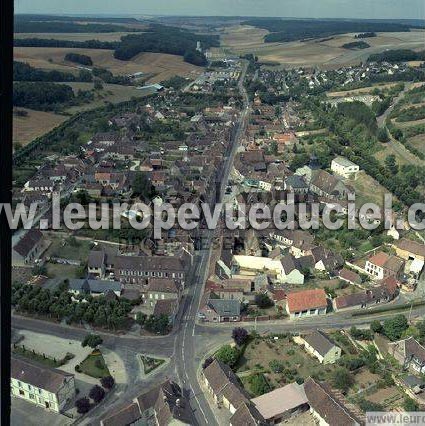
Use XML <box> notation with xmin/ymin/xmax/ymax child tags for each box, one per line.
<box><xmin>403</xmin><ymin>396</ymin><xmax>419</xmax><ymax>411</ymax></box>
<box><xmin>332</xmin><ymin>367</ymin><xmax>354</xmax><ymax>392</ymax></box>
<box><xmin>215</xmin><ymin>345</ymin><xmax>240</xmax><ymax>367</ymax></box>
<box><xmin>81</xmin><ymin>334</ymin><xmax>103</xmax><ymax>349</ymax></box>
<box><xmin>383</xmin><ymin>314</ymin><xmax>409</xmax><ymax>341</ymax></box>
<box><xmin>94</xmin><ymin>78</ymin><xmax>103</xmax><ymax>91</ymax></box>
<box><xmin>132</xmin><ymin>172</ymin><xmax>155</xmax><ymax>200</ymax></box>
<box><xmin>254</xmin><ymin>293</ymin><xmax>274</xmax><ymax>309</ymax></box>
<box><xmin>248</xmin><ymin>373</ymin><xmax>271</xmax><ymax>396</ymax></box>
<box><xmin>370</xmin><ymin>320</ymin><xmax>383</xmax><ymax>334</ymax></box>
<box><xmin>385</xmin><ymin>154</ymin><xmax>398</xmax><ymax>175</ymax></box>
<box><xmin>377</xmin><ymin>127</ymin><xmax>390</xmax><ymax>143</ymax></box>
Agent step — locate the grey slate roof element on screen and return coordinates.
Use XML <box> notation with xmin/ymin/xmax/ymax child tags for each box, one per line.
<box><xmin>303</xmin><ymin>330</ymin><xmax>337</xmax><ymax>357</ymax></box>
<box><xmin>208</xmin><ymin>299</ymin><xmax>240</xmax><ymax>317</ymax></box>
<box><xmin>68</xmin><ymin>279</ymin><xmax>121</xmax><ymax>294</ymax></box>
<box><xmin>12</xmin><ymin>355</ymin><xmax>73</xmax><ymax>394</ymax></box>
<box><xmin>13</xmin><ymin>229</ymin><xmax>43</xmax><ymax>257</ymax></box>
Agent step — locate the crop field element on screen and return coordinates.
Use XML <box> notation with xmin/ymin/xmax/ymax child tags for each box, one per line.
<box><xmin>221</xmin><ymin>25</ymin><xmax>425</xmax><ymax>68</ymax></box>
<box><xmin>14</xmin><ymin>47</ymin><xmax>202</xmax><ymax>82</ymax></box>
<box><xmin>13</xmin><ymin>108</ymin><xmax>67</xmax><ymax>147</ymax></box>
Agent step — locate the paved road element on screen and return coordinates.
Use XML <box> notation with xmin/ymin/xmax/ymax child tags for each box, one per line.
<box><xmin>172</xmin><ymin>59</ymin><xmax>250</xmax><ymax>426</ymax></box>
<box><xmin>377</xmin><ymin>82</ymin><xmax>425</xmax><ymax>166</ymax></box>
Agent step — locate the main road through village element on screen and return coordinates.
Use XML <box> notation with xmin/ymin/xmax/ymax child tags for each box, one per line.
<box><xmin>11</xmin><ymin>61</ymin><xmax>425</xmax><ymax>425</ymax></box>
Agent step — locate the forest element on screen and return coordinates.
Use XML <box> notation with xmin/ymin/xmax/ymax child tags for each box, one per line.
<box><xmin>355</xmin><ymin>32</ymin><xmax>377</xmax><ymax>38</ymax></box>
<box><xmin>113</xmin><ymin>24</ymin><xmax>219</xmax><ymax>65</ymax></box>
<box><xmin>14</xmin><ymin>21</ymin><xmax>141</xmax><ymax>33</ymax></box>
<box><xmin>368</xmin><ymin>49</ymin><xmax>425</xmax><ymax>63</ymax></box>
<box><xmin>64</xmin><ymin>52</ymin><xmax>93</xmax><ymax>66</ymax></box>
<box><xmin>342</xmin><ymin>41</ymin><xmax>370</xmax><ymax>50</ymax></box>
<box><xmin>242</xmin><ymin>19</ymin><xmax>411</xmax><ymax>42</ymax></box>
<box><xmin>14</xmin><ymin>38</ymin><xmax>117</xmax><ymax>49</ymax></box>
<box><xmin>13</xmin><ymin>61</ymin><xmax>83</xmax><ymax>82</ymax></box>
<box><xmin>12</xmin><ymin>81</ymin><xmax>93</xmax><ymax>111</ymax></box>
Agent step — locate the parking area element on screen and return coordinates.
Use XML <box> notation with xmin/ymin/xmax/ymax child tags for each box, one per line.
<box><xmin>11</xmin><ymin>397</ymin><xmax>73</xmax><ymax>426</ymax></box>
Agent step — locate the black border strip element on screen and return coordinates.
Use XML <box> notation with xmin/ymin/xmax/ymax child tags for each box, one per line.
<box><xmin>0</xmin><ymin>0</ymin><xmax>13</xmax><ymax>423</ymax></box>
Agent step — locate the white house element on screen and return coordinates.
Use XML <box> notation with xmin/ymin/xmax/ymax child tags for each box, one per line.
<box><xmin>331</xmin><ymin>157</ymin><xmax>359</xmax><ymax>179</ymax></box>
<box><xmin>11</xmin><ymin>356</ymin><xmax>75</xmax><ymax>413</ymax></box>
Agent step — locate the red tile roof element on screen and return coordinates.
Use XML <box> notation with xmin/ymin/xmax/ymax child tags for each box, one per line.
<box><xmin>368</xmin><ymin>252</ymin><xmax>390</xmax><ymax>268</ymax></box>
<box><xmin>287</xmin><ymin>289</ymin><xmax>327</xmax><ymax>313</ymax></box>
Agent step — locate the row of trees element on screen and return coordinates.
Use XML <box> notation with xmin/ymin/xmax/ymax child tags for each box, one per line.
<box><xmin>12</xmin><ymin>282</ymin><xmax>134</xmax><ymax>330</ymax></box>
<box><xmin>14</xmin><ymin>61</ymin><xmax>92</xmax><ymax>83</ymax></box>
<box><xmin>14</xmin><ymin>61</ymin><xmax>131</xmax><ymax>86</ymax></box>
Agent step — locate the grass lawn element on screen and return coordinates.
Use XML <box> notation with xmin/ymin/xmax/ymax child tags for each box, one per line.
<box><xmin>12</xmin><ymin>345</ymin><xmax>74</xmax><ymax>368</ymax></box>
<box><xmin>45</xmin><ymin>233</ymin><xmax>93</xmax><ymax>262</ymax></box>
<box><xmin>140</xmin><ymin>355</ymin><xmax>165</xmax><ymax>374</ymax></box>
<box><xmin>78</xmin><ymin>350</ymin><xmax>110</xmax><ymax>379</ymax></box>
<box><xmin>408</xmin><ymin>133</ymin><xmax>425</xmax><ymax>151</ymax></box>
<box><xmin>348</xmin><ymin>171</ymin><xmax>390</xmax><ymax>208</ymax></box>
<box><xmin>45</xmin><ymin>263</ymin><xmax>82</xmax><ymax>279</ymax></box>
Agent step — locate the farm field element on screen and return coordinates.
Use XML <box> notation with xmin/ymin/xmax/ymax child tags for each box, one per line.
<box><xmin>220</xmin><ymin>26</ymin><xmax>425</xmax><ymax>68</ymax></box>
<box><xmin>13</xmin><ymin>108</ymin><xmax>67</xmax><ymax>147</ymax></box>
<box><xmin>64</xmin><ymin>82</ymin><xmax>148</xmax><ymax>114</ymax></box>
<box><xmin>14</xmin><ymin>47</ymin><xmax>203</xmax><ymax>82</ymax></box>
<box><xmin>14</xmin><ymin>31</ymin><xmax>142</xmax><ymax>42</ymax></box>
<box><xmin>326</xmin><ymin>83</ymin><xmax>401</xmax><ymax>98</ymax></box>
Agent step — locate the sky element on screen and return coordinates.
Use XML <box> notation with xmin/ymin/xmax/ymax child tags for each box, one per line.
<box><xmin>14</xmin><ymin>0</ymin><xmax>425</xmax><ymax>20</ymax></box>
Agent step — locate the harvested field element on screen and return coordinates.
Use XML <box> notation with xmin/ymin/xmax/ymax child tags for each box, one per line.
<box><xmin>13</xmin><ymin>108</ymin><xmax>67</xmax><ymax>147</ymax></box>
<box><xmin>221</xmin><ymin>26</ymin><xmax>425</xmax><ymax>68</ymax></box>
<box><xmin>14</xmin><ymin>47</ymin><xmax>202</xmax><ymax>82</ymax></box>
<box><xmin>327</xmin><ymin>83</ymin><xmax>401</xmax><ymax>97</ymax></box>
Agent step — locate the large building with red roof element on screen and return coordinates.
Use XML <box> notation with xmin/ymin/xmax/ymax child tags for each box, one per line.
<box><xmin>286</xmin><ymin>288</ymin><xmax>327</xmax><ymax>319</ymax></box>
